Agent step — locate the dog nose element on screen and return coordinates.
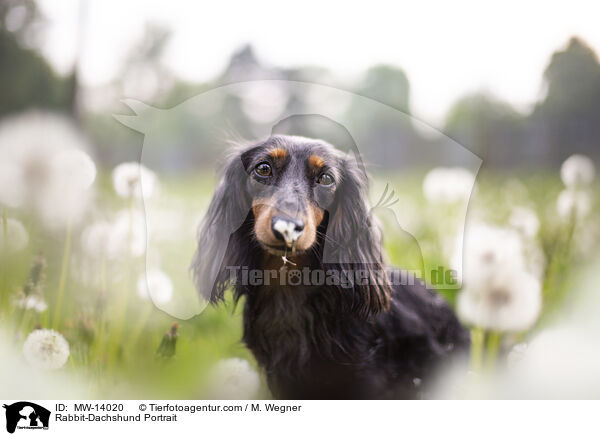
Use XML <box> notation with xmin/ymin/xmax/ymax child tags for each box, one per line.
<box><xmin>271</xmin><ymin>216</ymin><xmax>304</xmax><ymax>246</ymax></box>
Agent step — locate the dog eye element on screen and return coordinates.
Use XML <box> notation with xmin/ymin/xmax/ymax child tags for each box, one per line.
<box><xmin>254</xmin><ymin>162</ymin><xmax>272</xmax><ymax>177</ymax></box>
<box><xmin>316</xmin><ymin>172</ymin><xmax>334</xmax><ymax>186</ymax></box>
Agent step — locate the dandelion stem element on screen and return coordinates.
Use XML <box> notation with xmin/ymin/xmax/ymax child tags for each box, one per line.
<box><xmin>107</xmin><ymin>198</ymin><xmax>136</xmax><ymax>365</ymax></box>
<box><xmin>485</xmin><ymin>330</ymin><xmax>502</xmax><ymax>372</ymax></box>
<box><xmin>542</xmin><ymin>210</ymin><xmax>577</xmax><ymax>320</ymax></box>
<box><xmin>52</xmin><ymin>221</ymin><xmax>73</xmax><ymax>330</ymax></box>
<box><xmin>93</xmin><ymin>256</ymin><xmax>107</xmax><ymax>366</ymax></box>
<box><xmin>18</xmin><ymin>308</ymin><xmax>32</xmax><ymax>334</ymax></box>
<box><xmin>119</xmin><ymin>198</ymin><xmax>135</xmax><ymax>325</ymax></box>
<box><xmin>469</xmin><ymin>327</ymin><xmax>485</xmax><ymax>373</ymax></box>
<box><xmin>94</xmin><ymin>314</ymin><xmax>106</xmax><ymax>366</ymax></box>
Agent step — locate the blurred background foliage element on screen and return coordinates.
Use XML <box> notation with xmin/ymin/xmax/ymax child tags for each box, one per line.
<box><xmin>2</xmin><ymin>0</ymin><xmax>600</xmax><ymax>171</ymax></box>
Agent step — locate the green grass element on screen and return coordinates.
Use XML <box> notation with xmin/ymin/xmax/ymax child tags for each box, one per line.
<box><xmin>0</xmin><ymin>169</ymin><xmax>597</xmax><ymax>398</ymax></box>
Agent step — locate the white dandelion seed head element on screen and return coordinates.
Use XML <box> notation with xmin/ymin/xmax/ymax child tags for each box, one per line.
<box><xmin>451</xmin><ymin>223</ymin><xmax>525</xmax><ymax>285</ymax></box>
<box><xmin>112</xmin><ymin>162</ymin><xmax>157</xmax><ymax>200</ymax></box>
<box><xmin>50</xmin><ymin>148</ymin><xmax>97</xmax><ymax>190</ymax></box>
<box><xmin>137</xmin><ymin>269</ymin><xmax>173</xmax><ymax>304</ymax></box>
<box><xmin>0</xmin><ymin>218</ymin><xmax>29</xmax><ymax>252</ymax></box>
<box><xmin>80</xmin><ymin>220</ymin><xmax>113</xmax><ymax>258</ymax></box>
<box><xmin>556</xmin><ymin>189</ymin><xmax>591</xmax><ymax>220</ymax></box>
<box><xmin>44</xmin><ymin>149</ymin><xmax>96</xmax><ymax>229</ymax></box>
<box><xmin>457</xmin><ymin>269</ymin><xmax>541</xmax><ymax>332</ymax></box>
<box><xmin>43</xmin><ymin>149</ymin><xmax>96</xmax><ymax>230</ymax></box>
<box><xmin>15</xmin><ymin>294</ymin><xmax>48</xmax><ymax>312</ymax></box>
<box><xmin>206</xmin><ymin>358</ymin><xmax>260</xmax><ymax>400</ymax></box>
<box><xmin>423</xmin><ymin>167</ymin><xmax>475</xmax><ymax>204</ymax></box>
<box><xmin>0</xmin><ymin>111</ymin><xmax>94</xmax><ymax>224</ymax></box>
<box><xmin>1</xmin><ymin>330</ymin><xmax>86</xmax><ymax>397</ymax></box>
<box><xmin>22</xmin><ymin>329</ymin><xmax>70</xmax><ymax>370</ymax></box>
<box><xmin>509</xmin><ymin>206</ymin><xmax>540</xmax><ymax>239</ymax></box>
<box><xmin>0</xmin><ymin>161</ymin><xmax>25</xmax><ymax>207</ymax></box>
<box><xmin>0</xmin><ymin>111</ymin><xmax>77</xmax><ymax>169</ymax></box>
<box><xmin>36</xmin><ymin>179</ymin><xmax>93</xmax><ymax>231</ymax></box>
<box><xmin>106</xmin><ymin>209</ymin><xmax>147</xmax><ymax>258</ymax></box>
<box><xmin>560</xmin><ymin>154</ymin><xmax>595</xmax><ymax>189</ymax></box>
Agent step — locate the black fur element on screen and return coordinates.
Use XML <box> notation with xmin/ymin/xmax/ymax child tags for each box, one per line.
<box><xmin>192</xmin><ymin>135</ymin><xmax>469</xmax><ymax>399</ymax></box>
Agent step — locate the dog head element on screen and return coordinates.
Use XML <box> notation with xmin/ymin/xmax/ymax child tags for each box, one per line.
<box><xmin>192</xmin><ymin>134</ymin><xmax>390</xmax><ymax>315</ymax></box>
<box><xmin>241</xmin><ymin>135</ymin><xmax>342</xmax><ymax>255</ymax></box>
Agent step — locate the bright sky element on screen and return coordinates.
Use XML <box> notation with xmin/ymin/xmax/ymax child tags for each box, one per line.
<box><xmin>37</xmin><ymin>0</ymin><xmax>600</xmax><ymax>126</ymax></box>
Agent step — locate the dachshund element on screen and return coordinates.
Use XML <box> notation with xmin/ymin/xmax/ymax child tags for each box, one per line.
<box><xmin>192</xmin><ymin>134</ymin><xmax>469</xmax><ymax>399</ymax></box>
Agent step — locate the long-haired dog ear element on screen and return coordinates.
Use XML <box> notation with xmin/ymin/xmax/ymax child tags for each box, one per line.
<box><xmin>323</xmin><ymin>152</ymin><xmax>391</xmax><ymax>316</ymax></box>
<box><xmin>190</xmin><ymin>147</ymin><xmax>254</xmax><ymax>303</ymax></box>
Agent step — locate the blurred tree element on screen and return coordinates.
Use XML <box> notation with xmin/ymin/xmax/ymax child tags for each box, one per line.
<box><xmin>445</xmin><ymin>93</ymin><xmax>524</xmax><ymax>166</ymax></box>
<box><xmin>0</xmin><ymin>0</ymin><xmax>73</xmax><ymax>117</ymax></box>
<box><xmin>222</xmin><ymin>44</ymin><xmax>275</xmax><ymax>83</ymax></box>
<box><xmin>87</xmin><ymin>24</ymin><xmax>176</xmax><ymax>167</ymax></box>
<box><xmin>446</xmin><ymin>37</ymin><xmax>600</xmax><ymax>168</ymax></box>
<box><xmin>356</xmin><ymin>65</ymin><xmax>410</xmax><ymax>112</ymax></box>
<box><xmin>531</xmin><ymin>37</ymin><xmax>600</xmax><ymax>164</ymax></box>
<box><xmin>345</xmin><ymin>65</ymin><xmax>417</xmax><ymax>168</ymax></box>
<box><xmin>219</xmin><ymin>45</ymin><xmax>265</xmax><ymax>140</ymax></box>
<box><xmin>118</xmin><ymin>23</ymin><xmax>173</xmax><ymax>102</ymax></box>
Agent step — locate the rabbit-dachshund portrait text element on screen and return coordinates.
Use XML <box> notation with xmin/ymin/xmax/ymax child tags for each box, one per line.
<box><xmin>192</xmin><ymin>134</ymin><xmax>469</xmax><ymax>399</ymax></box>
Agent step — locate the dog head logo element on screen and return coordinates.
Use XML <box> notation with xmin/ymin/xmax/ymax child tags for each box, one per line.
<box><xmin>3</xmin><ymin>402</ymin><xmax>50</xmax><ymax>434</ymax></box>
<box><xmin>115</xmin><ymin>81</ymin><xmax>481</xmax><ymax>319</ymax></box>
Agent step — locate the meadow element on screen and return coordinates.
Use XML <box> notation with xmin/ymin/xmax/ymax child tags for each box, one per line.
<box><xmin>1</xmin><ymin>113</ymin><xmax>599</xmax><ymax>399</ymax></box>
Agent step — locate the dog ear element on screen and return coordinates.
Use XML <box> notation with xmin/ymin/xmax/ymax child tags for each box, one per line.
<box><xmin>323</xmin><ymin>152</ymin><xmax>391</xmax><ymax>316</ymax></box>
<box><xmin>191</xmin><ymin>147</ymin><xmax>254</xmax><ymax>303</ymax></box>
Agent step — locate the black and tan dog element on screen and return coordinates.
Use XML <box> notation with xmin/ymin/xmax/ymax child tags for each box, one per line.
<box><xmin>192</xmin><ymin>135</ymin><xmax>468</xmax><ymax>399</ymax></box>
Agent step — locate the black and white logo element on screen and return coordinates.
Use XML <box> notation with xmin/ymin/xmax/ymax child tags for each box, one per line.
<box><xmin>3</xmin><ymin>402</ymin><xmax>50</xmax><ymax>434</ymax></box>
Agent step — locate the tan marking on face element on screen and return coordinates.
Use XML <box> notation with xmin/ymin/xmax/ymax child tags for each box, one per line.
<box><xmin>269</xmin><ymin>148</ymin><xmax>287</xmax><ymax>160</ymax></box>
<box><xmin>289</xmin><ymin>202</ymin><xmax>324</xmax><ymax>251</ymax></box>
<box><xmin>252</xmin><ymin>200</ymin><xmax>278</xmax><ymax>246</ymax></box>
<box><xmin>308</xmin><ymin>202</ymin><xmax>325</xmax><ymax>227</ymax></box>
<box><xmin>308</xmin><ymin>154</ymin><xmax>325</xmax><ymax>169</ymax></box>
<box><xmin>252</xmin><ymin>198</ymin><xmax>325</xmax><ymax>254</ymax></box>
